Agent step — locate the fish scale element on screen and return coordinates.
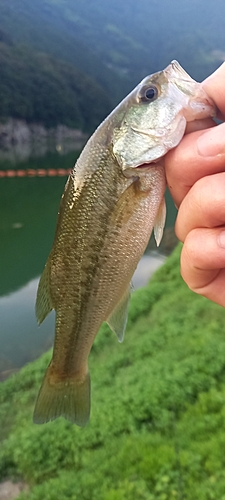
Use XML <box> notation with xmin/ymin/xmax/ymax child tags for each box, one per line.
<box><xmin>34</xmin><ymin>61</ymin><xmax>215</xmax><ymax>426</ymax></box>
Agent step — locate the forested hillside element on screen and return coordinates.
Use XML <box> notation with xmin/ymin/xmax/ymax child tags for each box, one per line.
<box><xmin>0</xmin><ymin>35</ymin><xmax>111</xmax><ymax>131</ymax></box>
<box><xmin>0</xmin><ymin>0</ymin><xmax>224</xmax><ymax>86</ymax></box>
<box><xmin>0</xmin><ymin>0</ymin><xmax>224</xmax><ymax>130</ymax></box>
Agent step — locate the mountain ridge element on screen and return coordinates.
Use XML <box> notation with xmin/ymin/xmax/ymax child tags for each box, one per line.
<box><xmin>0</xmin><ymin>0</ymin><xmax>224</xmax><ymax>129</ymax></box>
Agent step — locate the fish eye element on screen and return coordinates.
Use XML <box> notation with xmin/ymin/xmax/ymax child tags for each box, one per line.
<box><xmin>140</xmin><ymin>85</ymin><xmax>159</xmax><ymax>103</ymax></box>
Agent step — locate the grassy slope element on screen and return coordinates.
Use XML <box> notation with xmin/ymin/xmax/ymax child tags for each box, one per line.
<box><xmin>1</xmin><ymin>245</ymin><xmax>225</xmax><ymax>499</ymax></box>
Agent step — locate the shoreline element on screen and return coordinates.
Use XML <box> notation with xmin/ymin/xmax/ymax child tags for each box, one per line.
<box><xmin>0</xmin><ymin>118</ymin><xmax>88</xmax><ymax>163</ymax></box>
<box><xmin>0</xmin><ymin>251</ymin><xmax>166</xmax><ymax>380</ymax></box>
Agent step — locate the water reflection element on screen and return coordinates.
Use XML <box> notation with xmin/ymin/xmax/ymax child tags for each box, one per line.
<box><xmin>0</xmin><ymin>253</ymin><xmax>166</xmax><ymax>372</ymax></box>
<box><xmin>0</xmin><ymin>150</ymin><xmax>78</xmax><ymax>375</ymax></box>
<box><xmin>0</xmin><ymin>278</ymin><xmax>54</xmax><ymax>370</ymax></box>
<box><xmin>0</xmin><ymin>122</ymin><xmax>86</xmax><ymax>164</ymax></box>
<box><xmin>0</xmin><ymin>149</ymin><xmax>177</xmax><ymax>375</ymax></box>
<box><xmin>0</xmin><ymin>151</ymin><xmax>81</xmax><ymax>297</ymax></box>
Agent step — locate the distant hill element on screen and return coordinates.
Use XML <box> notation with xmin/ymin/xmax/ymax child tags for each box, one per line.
<box><xmin>0</xmin><ymin>0</ymin><xmax>224</xmax><ymax>128</ymax></box>
<box><xmin>0</xmin><ymin>37</ymin><xmax>111</xmax><ymax>131</ymax></box>
<box><xmin>0</xmin><ymin>0</ymin><xmax>224</xmax><ymax>84</ymax></box>
<box><xmin>0</xmin><ymin>1</ymin><xmax>127</xmax><ymax>106</ymax></box>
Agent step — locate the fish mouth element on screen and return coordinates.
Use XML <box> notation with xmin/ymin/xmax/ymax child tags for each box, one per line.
<box><xmin>123</xmin><ymin>159</ymin><xmax>164</xmax><ymax>178</ymax></box>
<box><xmin>134</xmin><ymin>158</ymin><xmax>164</xmax><ymax>170</ymax></box>
<box><xmin>121</xmin><ymin>155</ymin><xmax>166</xmax><ymax>178</ymax></box>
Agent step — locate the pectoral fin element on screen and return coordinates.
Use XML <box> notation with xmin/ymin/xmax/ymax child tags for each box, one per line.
<box><xmin>154</xmin><ymin>197</ymin><xmax>166</xmax><ymax>247</ymax></box>
<box><xmin>36</xmin><ymin>262</ymin><xmax>53</xmax><ymax>325</ymax></box>
<box><xmin>106</xmin><ymin>286</ymin><xmax>131</xmax><ymax>343</ymax></box>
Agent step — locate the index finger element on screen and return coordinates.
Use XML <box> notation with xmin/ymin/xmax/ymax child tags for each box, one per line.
<box><xmin>203</xmin><ymin>62</ymin><xmax>225</xmax><ymax>118</ymax></box>
<box><xmin>165</xmin><ymin>63</ymin><xmax>225</xmax><ymax>207</ymax></box>
<box><xmin>165</xmin><ymin>122</ymin><xmax>225</xmax><ymax>207</ymax></box>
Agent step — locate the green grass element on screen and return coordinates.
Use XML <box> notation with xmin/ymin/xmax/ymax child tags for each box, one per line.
<box><xmin>1</xmin><ymin>244</ymin><xmax>225</xmax><ymax>499</ymax></box>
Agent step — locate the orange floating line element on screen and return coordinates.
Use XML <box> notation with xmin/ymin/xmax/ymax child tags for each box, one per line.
<box><xmin>27</xmin><ymin>169</ymin><xmax>37</xmax><ymax>176</ymax></box>
<box><xmin>37</xmin><ymin>169</ymin><xmax>47</xmax><ymax>176</ymax></box>
<box><xmin>6</xmin><ymin>170</ymin><xmax>16</xmax><ymax>177</ymax></box>
<box><xmin>0</xmin><ymin>168</ymin><xmax>71</xmax><ymax>177</ymax></box>
<box><xmin>47</xmin><ymin>169</ymin><xmax>57</xmax><ymax>176</ymax></box>
<box><xmin>57</xmin><ymin>168</ymin><xmax>67</xmax><ymax>176</ymax></box>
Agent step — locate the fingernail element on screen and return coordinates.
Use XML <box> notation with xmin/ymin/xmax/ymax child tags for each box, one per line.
<box><xmin>197</xmin><ymin>125</ymin><xmax>225</xmax><ymax>157</ymax></box>
<box><xmin>218</xmin><ymin>230</ymin><xmax>225</xmax><ymax>248</ymax></box>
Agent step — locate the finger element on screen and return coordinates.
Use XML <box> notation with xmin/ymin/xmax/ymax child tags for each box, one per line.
<box><xmin>180</xmin><ymin>227</ymin><xmax>225</xmax><ymax>307</ymax></box>
<box><xmin>203</xmin><ymin>62</ymin><xmax>225</xmax><ymax>119</ymax></box>
<box><xmin>165</xmin><ymin>122</ymin><xmax>225</xmax><ymax>207</ymax></box>
<box><xmin>175</xmin><ymin>172</ymin><xmax>225</xmax><ymax>242</ymax></box>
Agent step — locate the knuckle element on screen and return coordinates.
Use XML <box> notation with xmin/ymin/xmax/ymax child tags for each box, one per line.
<box><xmin>182</xmin><ymin>230</ymin><xmax>201</xmax><ymax>269</ymax></box>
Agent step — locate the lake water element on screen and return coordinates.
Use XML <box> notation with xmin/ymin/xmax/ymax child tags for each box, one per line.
<box><xmin>0</xmin><ymin>148</ymin><xmax>177</xmax><ymax>376</ymax></box>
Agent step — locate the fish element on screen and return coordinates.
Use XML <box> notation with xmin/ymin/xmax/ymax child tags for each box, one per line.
<box><xmin>33</xmin><ymin>60</ymin><xmax>215</xmax><ymax>426</ymax></box>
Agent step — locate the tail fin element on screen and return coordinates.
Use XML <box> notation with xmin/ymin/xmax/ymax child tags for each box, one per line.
<box><xmin>33</xmin><ymin>367</ymin><xmax>90</xmax><ymax>427</ymax></box>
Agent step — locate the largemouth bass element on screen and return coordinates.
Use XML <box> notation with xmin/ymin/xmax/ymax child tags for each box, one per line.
<box><xmin>34</xmin><ymin>61</ymin><xmax>215</xmax><ymax>426</ymax></box>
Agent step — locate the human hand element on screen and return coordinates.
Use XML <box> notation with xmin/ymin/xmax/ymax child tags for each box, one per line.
<box><xmin>165</xmin><ymin>63</ymin><xmax>225</xmax><ymax>307</ymax></box>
